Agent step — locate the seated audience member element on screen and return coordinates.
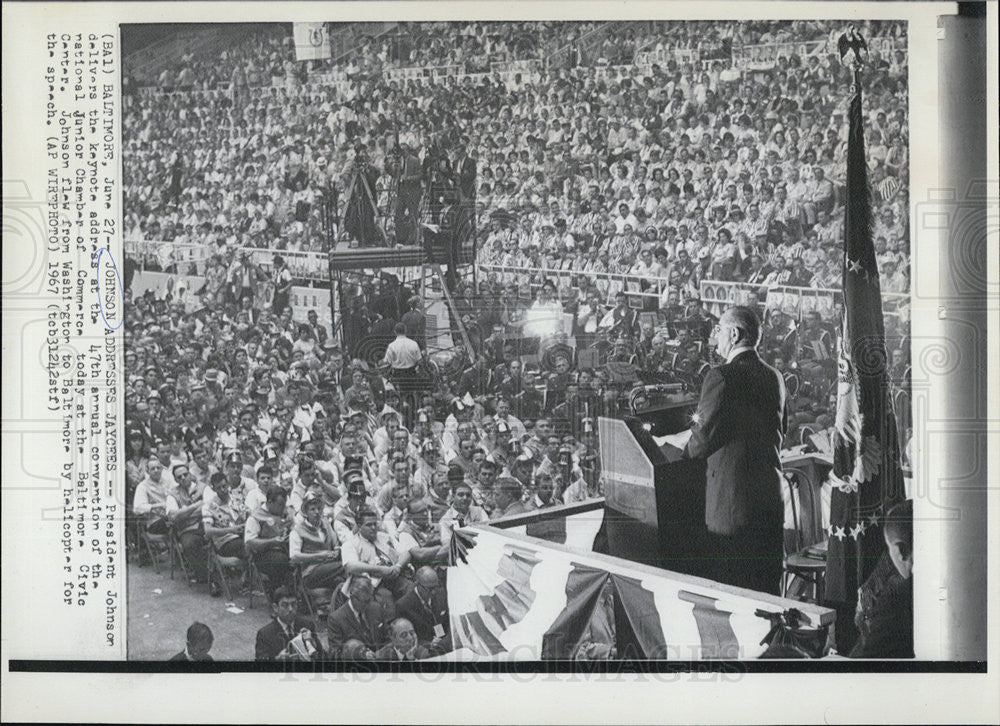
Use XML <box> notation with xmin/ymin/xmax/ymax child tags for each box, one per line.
<box><xmin>439</xmin><ymin>481</ymin><xmax>487</xmax><ymax>547</ymax></box>
<box><xmin>342</xmin><ymin>509</ymin><xmax>414</xmax><ymax>601</ymax></box>
<box><xmin>379</xmin><ymin>477</ymin><xmax>413</xmax><ymax>543</ymax></box>
<box><xmin>134</xmin><ymin>457</ymin><xmax>171</xmax><ymax>534</ymax></box>
<box><xmin>170</xmin><ymin>622</ymin><xmax>214</xmax><ymax>661</ymax></box>
<box><xmin>326</xmin><ymin>576</ymin><xmax>388</xmax><ymax>658</ymax></box>
<box><xmin>374</xmin><ymin>617</ymin><xmax>431</xmax><ymax>661</ymax></box>
<box><xmin>289</xmin><ymin>492</ymin><xmax>343</xmax><ymax>590</ymax></box>
<box><xmin>201</xmin><ymin>471</ymin><xmax>248</xmax><ymax>595</ymax></box>
<box><xmin>423</xmin><ymin>470</ymin><xmax>453</xmax><ymax>526</ymax></box>
<box><xmin>333</xmin><ymin>472</ymin><xmax>383</xmax><ymax>544</ymax></box>
<box><xmin>850</xmin><ymin>500</ymin><xmax>914</xmax><ymax>658</ymax></box>
<box><xmin>376</xmin><ymin>456</ymin><xmax>421</xmax><ymax>511</ymax></box>
<box><xmin>528</xmin><ymin>470</ymin><xmax>558</xmax><ymax>509</ymax></box>
<box><xmin>340</xmin><ymin>638</ymin><xmax>375</xmax><ymax>661</ymax></box>
<box><xmin>201</xmin><ymin>471</ymin><xmax>247</xmax><ymax>597</ymax></box>
<box><xmin>245</xmin><ymin>485</ymin><xmax>295</xmax><ymax>597</ymax></box>
<box><xmin>396</xmin><ymin>566</ymin><xmax>451</xmax><ymax>655</ymax></box>
<box><xmin>165</xmin><ymin>463</ymin><xmax>207</xmax><ymax>581</ymax></box>
<box><xmin>290</xmin><ymin>456</ymin><xmax>339</xmax><ymax>516</ymax></box>
<box><xmin>395</xmin><ymin>498</ymin><xmax>446</xmax><ymax>563</ymax></box>
<box><xmin>492</xmin><ymin>476</ymin><xmax>532</xmax><ymax>518</ymax></box>
<box><xmin>471</xmin><ymin>457</ymin><xmax>499</xmax><ymax>513</ymax></box>
<box><xmin>255</xmin><ymin>585</ymin><xmax>324</xmax><ymax>662</ymax></box>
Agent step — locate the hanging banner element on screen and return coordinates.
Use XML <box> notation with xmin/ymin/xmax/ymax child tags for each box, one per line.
<box><xmin>293</xmin><ymin>22</ymin><xmax>331</xmax><ymax>62</ymax></box>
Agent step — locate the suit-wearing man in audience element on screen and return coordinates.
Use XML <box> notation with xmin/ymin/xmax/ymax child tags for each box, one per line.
<box><xmin>395</xmin><ymin>566</ymin><xmax>451</xmax><ymax>655</ymax></box>
<box><xmin>326</xmin><ymin>575</ymin><xmax>387</xmax><ymax>658</ymax></box>
<box><xmin>255</xmin><ymin>586</ymin><xmax>324</xmax><ymax>661</ymax></box>
<box><xmin>373</xmin><ymin>617</ymin><xmax>431</xmax><ymax>661</ymax></box>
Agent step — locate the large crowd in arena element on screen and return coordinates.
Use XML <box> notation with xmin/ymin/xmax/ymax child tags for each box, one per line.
<box><xmin>123</xmin><ymin>19</ymin><xmax>912</xmax><ymax>661</ymax></box>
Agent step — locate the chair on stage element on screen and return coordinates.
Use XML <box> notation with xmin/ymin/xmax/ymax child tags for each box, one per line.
<box><xmin>781</xmin><ymin>467</ymin><xmax>827</xmax><ymax>603</ymax></box>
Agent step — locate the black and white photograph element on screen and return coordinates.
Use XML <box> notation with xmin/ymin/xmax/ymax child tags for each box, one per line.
<box><xmin>1</xmin><ymin>1</ymin><xmax>995</xmax><ymax>723</ymax></box>
<box><xmin>120</xmin><ymin>18</ymin><xmax>918</xmax><ymax>663</ymax></box>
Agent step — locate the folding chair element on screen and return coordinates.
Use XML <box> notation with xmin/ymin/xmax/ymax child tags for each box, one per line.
<box><xmin>139</xmin><ymin>522</ymin><xmax>171</xmax><ymax>575</ymax></box>
<box><xmin>167</xmin><ymin>523</ymin><xmax>192</xmax><ymax>584</ymax></box>
<box><xmin>245</xmin><ymin>553</ymin><xmax>272</xmax><ymax>611</ymax></box>
<box><xmin>125</xmin><ymin>507</ymin><xmax>142</xmax><ymax>565</ymax></box>
<box><xmin>294</xmin><ymin>565</ymin><xmax>335</xmax><ymax>624</ymax></box>
<box><xmin>206</xmin><ymin>539</ymin><xmax>249</xmax><ymax>607</ymax></box>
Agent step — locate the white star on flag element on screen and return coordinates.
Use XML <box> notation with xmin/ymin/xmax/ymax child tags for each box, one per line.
<box><xmin>849</xmin><ymin>523</ymin><xmax>864</xmax><ymax>539</ymax></box>
<box><xmin>833</xmin><ymin>526</ymin><xmax>846</xmax><ymax>541</ymax></box>
<box><xmin>868</xmin><ymin>512</ymin><xmax>879</xmax><ymax>527</ymax></box>
<box><xmin>848</xmin><ymin>258</ymin><xmax>864</xmax><ymax>274</ymax></box>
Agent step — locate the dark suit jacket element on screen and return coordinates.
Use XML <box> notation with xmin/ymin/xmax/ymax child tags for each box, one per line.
<box><xmin>850</xmin><ymin>553</ymin><xmax>914</xmax><ymax>658</ymax></box>
<box><xmin>456</xmin><ymin>156</ymin><xmax>477</xmax><ymax>201</ymax></box>
<box><xmin>396</xmin><ymin>588</ymin><xmax>449</xmax><ymax>646</ymax></box>
<box><xmin>169</xmin><ymin>650</ymin><xmax>213</xmax><ymax>661</ymax></box>
<box><xmin>684</xmin><ymin>349</ymin><xmax>787</xmax><ymax>536</ymax></box>
<box><xmin>459</xmin><ymin>366</ymin><xmax>493</xmax><ymax>398</ymax></box>
<box><xmin>326</xmin><ymin>601</ymin><xmax>387</xmax><ymax>657</ymax></box>
<box><xmin>373</xmin><ymin>643</ymin><xmax>432</xmax><ymax>661</ymax></box>
<box><xmin>255</xmin><ymin>617</ymin><xmax>323</xmax><ymax>661</ymax></box>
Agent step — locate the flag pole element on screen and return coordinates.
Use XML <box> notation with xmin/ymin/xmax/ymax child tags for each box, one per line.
<box><xmin>823</xmin><ymin>25</ymin><xmax>906</xmax><ymax>654</ymax></box>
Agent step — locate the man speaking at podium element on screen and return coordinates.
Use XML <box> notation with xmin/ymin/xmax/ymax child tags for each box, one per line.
<box><xmin>661</xmin><ymin>305</ymin><xmax>788</xmax><ymax>595</ymax></box>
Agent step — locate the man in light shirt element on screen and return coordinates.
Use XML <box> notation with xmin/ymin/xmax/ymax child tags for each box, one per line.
<box><xmin>382</xmin><ymin>322</ymin><xmax>422</xmax><ymax>379</ymax></box>
<box><xmin>438</xmin><ymin>482</ymin><xmax>487</xmax><ymax>548</ymax></box>
<box><xmin>342</xmin><ymin>509</ymin><xmax>413</xmax><ymax>600</ymax></box>
<box><xmin>134</xmin><ymin>457</ymin><xmax>171</xmax><ymax>534</ymax></box>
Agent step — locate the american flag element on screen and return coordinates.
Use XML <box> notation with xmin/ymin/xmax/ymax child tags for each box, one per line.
<box><xmin>824</xmin><ymin>71</ymin><xmax>905</xmax><ymax>608</ymax></box>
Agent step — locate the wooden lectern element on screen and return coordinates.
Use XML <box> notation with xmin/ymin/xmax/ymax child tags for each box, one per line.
<box><xmin>598</xmin><ymin>406</ymin><xmax>709</xmax><ymax>577</ymax></box>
